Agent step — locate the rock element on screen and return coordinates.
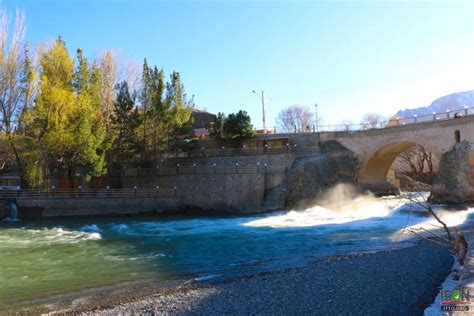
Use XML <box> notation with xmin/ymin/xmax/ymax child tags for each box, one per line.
<box><xmin>430</xmin><ymin>140</ymin><xmax>474</xmax><ymax>204</ymax></box>
<box><xmin>264</xmin><ymin>140</ymin><xmax>359</xmax><ymax>210</ymax></box>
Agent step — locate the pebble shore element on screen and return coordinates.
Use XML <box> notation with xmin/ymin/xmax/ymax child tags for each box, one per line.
<box><xmin>74</xmin><ymin>242</ymin><xmax>452</xmax><ymax>316</ymax></box>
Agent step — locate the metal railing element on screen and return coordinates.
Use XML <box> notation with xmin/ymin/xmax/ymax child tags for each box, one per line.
<box><xmin>122</xmin><ymin>164</ymin><xmax>289</xmax><ymax>177</ymax></box>
<box><xmin>254</xmin><ymin>105</ymin><xmax>474</xmax><ymax>134</ymax></box>
<box><xmin>180</xmin><ymin>144</ymin><xmax>319</xmax><ymax>158</ymax></box>
<box><xmin>0</xmin><ymin>187</ymin><xmax>179</xmax><ymax>199</ymax></box>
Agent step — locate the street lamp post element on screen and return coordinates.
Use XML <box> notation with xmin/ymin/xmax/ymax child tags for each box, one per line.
<box><xmin>252</xmin><ymin>90</ymin><xmax>266</xmax><ymax>133</ymax></box>
<box><xmin>314</xmin><ymin>103</ymin><xmax>319</xmax><ymax>133</ymax></box>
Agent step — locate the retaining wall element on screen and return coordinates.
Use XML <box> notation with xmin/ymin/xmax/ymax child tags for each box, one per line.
<box><xmin>16</xmin><ymin>196</ymin><xmax>182</xmax><ymax>217</ymax></box>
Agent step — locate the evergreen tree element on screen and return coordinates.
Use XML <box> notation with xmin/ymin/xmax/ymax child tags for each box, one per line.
<box><xmin>111</xmin><ymin>81</ymin><xmax>142</xmax><ymax>162</ymax></box>
<box><xmin>210</xmin><ymin>112</ymin><xmax>226</xmax><ymax>139</ymax></box>
<box><xmin>210</xmin><ymin>111</ymin><xmax>255</xmax><ymax>140</ymax></box>
<box><xmin>164</xmin><ymin>71</ymin><xmax>194</xmax><ymax>151</ymax></box>
<box><xmin>19</xmin><ymin>42</ymin><xmax>36</xmax><ymax>127</ymax></box>
<box><xmin>149</xmin><ymin>66</ymin><xmax>166</xmax><ymax>159</ymax></box>
<box><xmin>224</xmin><ymin>110</ymin><xmax>255</xmax><ymax>139</ymax></box>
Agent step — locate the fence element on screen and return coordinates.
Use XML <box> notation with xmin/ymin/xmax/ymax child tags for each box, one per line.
<box><xmin>0</xmin><ymin>187</ymin><xmax>179</xmax><ymax>199</ymax></box>
<box><xmin>254</xmin><ymin>105</ymin><xmax>474</xmax><ymax>134</ymax></box>
<box><xmin>122</xmin><ymin>164</ymin><xmax>289</xmax><ymax>177</ymax></box>
<box><xmin>183</xmin><ymin>145</ymin><xmax>319</xmax><ymax>157</ymax></box>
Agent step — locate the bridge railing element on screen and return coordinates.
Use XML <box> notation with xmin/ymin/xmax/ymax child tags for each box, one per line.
<box><xmin>255</xmin><ymin>105</ymin><xmax>474</xmax><ymax>134</ymax></box>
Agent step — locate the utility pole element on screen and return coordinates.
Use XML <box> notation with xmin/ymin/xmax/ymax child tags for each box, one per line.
<box><xmin>253</xmin><ymin>90</ymin><xmax>266</xmax><ymax>132</ymax></box>
<box><xmin>314</xmin><ymin>103</ymin><xmax>319</xmax><ymax>132</ymax></box>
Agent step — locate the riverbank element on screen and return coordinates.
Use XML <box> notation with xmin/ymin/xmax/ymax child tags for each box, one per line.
<box><xmin>42</xmin><ymin>241</ymin><xmax>452</xmax><ymax>315</ymax></box>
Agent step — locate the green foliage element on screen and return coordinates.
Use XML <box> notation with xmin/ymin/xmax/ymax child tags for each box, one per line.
<box><xmin>110</xmin><ymin>81</ymin><xmax>142</xmax><ymax>162</ymax></box>
<box><xmin>139</xmin><ymin>59</ymin><xmax>169</xmax><ymax>160</ymax></box>
<box><xmin>2</xmin><ymin>30</ymin><xmax>200</xmax><ymax>185</ymax></box>
<box><xmin>22</xmin><ymin>38</ymin><xmax>108</xmax><ymax>186</ymax></box>
<box><xmin>211</xmin><ymin>110</ymin><xmax>255</xmax><ymax>140</ymax></box>
<box><xmin>138</xmin><ymin>63</ymin><xmax>194</xmax><ymax>159</ymax></box>
<box><xmin>164</xmin><ymin>71</ymin><xmax>194</xmax><ymax>151</ymax></box>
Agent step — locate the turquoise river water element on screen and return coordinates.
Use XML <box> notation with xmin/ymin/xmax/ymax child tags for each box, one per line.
<box><xmin>1</xmin><ymin>188</ymin><xmax>473</xmax><ymax>310</ymax></box>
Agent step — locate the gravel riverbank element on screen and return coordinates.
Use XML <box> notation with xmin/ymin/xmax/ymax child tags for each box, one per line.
<box><xmin>72</xmin><ymin>241</ymin><xmax>453</xmax><ymax>315</ymax></box>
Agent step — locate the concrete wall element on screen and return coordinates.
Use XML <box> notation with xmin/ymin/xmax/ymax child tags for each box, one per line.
<box><xmin>17</xmin><ymin>196</ymin><xmax>182</xmax><ymax>217</ymax></box>
<box><xmin>122</xmin><ymin>153</ymin><xmax>295</xmax><ymax>212</ymax></box>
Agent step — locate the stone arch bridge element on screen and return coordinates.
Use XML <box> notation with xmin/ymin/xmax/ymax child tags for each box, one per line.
<box><xmin>317</xmin><ymin>115</ymin><xmax>474</xmax><ymax>194</ymax></box>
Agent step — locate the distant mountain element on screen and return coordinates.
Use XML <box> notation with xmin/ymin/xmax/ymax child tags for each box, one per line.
<box><xmin>394</xmin><ymin>90</ymin><xmax>474</xmax><ymax>119</ymax></box>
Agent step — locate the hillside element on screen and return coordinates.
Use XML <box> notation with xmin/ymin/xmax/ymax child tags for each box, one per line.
<box><xmin>394</xmin><ymin>90</ymin><xmax>474</xmax><ymax>119</ymax></box>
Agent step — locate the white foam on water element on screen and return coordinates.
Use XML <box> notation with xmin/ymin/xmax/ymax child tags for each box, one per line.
<box><xmin>244</xmin><ymin>184</ymin><xmax>404</xmax><ymax>228</ymax></box>
<box><xmin>0</xmin><ymin>227</ymin><xmax>102</xmax><ymax>246</ymax></box>
<box><xmin>392</xmin><ymin>207</ymin><xmax>474</xmax><ymax>241</ymax></box>
<box><xmin>86</xmin><ymin>232</ymin><xmax>102</xmax><ymax>240</ymax></box>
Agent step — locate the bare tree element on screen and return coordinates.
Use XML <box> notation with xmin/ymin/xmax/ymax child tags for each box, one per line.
<box><xmin>403</xmin><ymin>182</ymin><xmax>468</xmax><ymax>265</ymax></box>
<box><xmin>0</xmin><ymin>9</ymin><xmax>28</xmax><ymax>175</ymax></box>
<box><xmin>0</xmin><ymin>9</ymin><xmax>25</xmax><ymax>133</ymax></box>
<box><xmin>360</xmin><ymin>113</ymin><xmax>386</xmax><ymax>130</ymax></box>
<box><xmin>397</xmin><ymin>145</ymin><xmax>436</xmax><ymax>183</ymax></box>
<box><xmin>98</xmin><ymin>50</ymin><xmax>120</xmax><ymax>134</ymax></box>
<box><xmin>125</xmin><ymin>59</ymin><xmax>141</xmax><ymax>95</ymax></box>
<box><xmin>276</xmin><ymin>105</ymin><xmax>314</xmax><ymax>133</ymax></box>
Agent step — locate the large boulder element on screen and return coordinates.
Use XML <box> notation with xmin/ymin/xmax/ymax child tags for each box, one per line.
<box><xmin>430</xmin><ymin>140</ymin><xmax>474</xmax><ymax>204</ymax></box>
<box><xmin>264</xmin><ymin>140</ymin><xmax>359</xmax><ymax>210</ymax></box>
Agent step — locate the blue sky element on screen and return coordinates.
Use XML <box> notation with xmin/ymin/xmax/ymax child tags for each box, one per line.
<box><xmin>5</xmin><ymin>0</ymin><xmax>474</xmax><ymax>128</ymax></box>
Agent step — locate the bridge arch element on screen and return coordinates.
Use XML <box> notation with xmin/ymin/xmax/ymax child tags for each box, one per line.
<box><xmin>356</xmin><ymin>141</ymin><xmax>441</xmax><ymax>186</ymax></box>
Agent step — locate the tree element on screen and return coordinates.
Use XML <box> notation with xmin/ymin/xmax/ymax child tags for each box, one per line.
<box><xmin>210</xmin><ymin>112</ymin><xmax>226</xmax><ymax>138</ymax></box>
<box><xmin>164</xmin><ymin>71</ymin><xmax>194</xmax><ymax>151</ymax></box>
<box><xmin>23</xmin><ymin>39</ymin><xmax>107</xmax><ymax>187</ymax></box>
<box><xmin>224</xmin><ymin>110</ymin><xmax>255</xmax><ymax>139</ymax></box>
<box><xmin>98</xmin><ymin>50</ymin><xmax>120</xmax><ymax>136</ymax></box>
<box><xmin>0</xmin><ymin>9</ymin><xmax>27</xmax><ymax>176</ymax></box>
<box><xmin>403</xmin><ymin>182</ymin><xmax>468</xmax><ymax>266</ymax></box>
<box><xmin>18</xmin><ymin>42</ymin><xmax>36</xmax><ymax>129</ymax></box>
<box><xmin>397</xmin><ymin>145</ymin><xmax>436</xmax><ymax>183</ymax></box>
<box><xmin>210</xmin><ymin>110</ymin><xmax>255</xmax><ymax>140</ymax></box>
<box><xmin>276</xmin><ymin>105</ymin><xmax>314</xmax><ymax>133</ymax></box>
<box><xmin>125</xmin><ymin>59</ymin><xmax>141</xmax><ymax>94</ymax></box>
<box><xmin>360</xmin><ymin>113</ymin><xmax>386</xmax><ymax>129</ymax></box>
<box><xmin>146</xmin><ymin>65</ymin><xmax>166</xmax><ymax>160</ymax></box>
<box><xmin>110</xmin><ymin>81</ymin><xmax>142</xmax><ymax>163</ymax></box>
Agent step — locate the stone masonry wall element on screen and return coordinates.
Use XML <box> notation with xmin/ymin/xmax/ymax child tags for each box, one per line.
<box><xmin>17</xmin><ymin>197</ymin><xmax>182</xmax><ymax>217</ymax></box>
<box><xmin>122</xmin><ymin>153</ymin><xmax>295</xmax><ymax>212</ymax></box>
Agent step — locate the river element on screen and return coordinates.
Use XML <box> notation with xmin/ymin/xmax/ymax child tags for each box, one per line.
<box><xmin>1</xmin><ymin>185</ymin><xmax>472</xmax><ymax>311</ymax></box>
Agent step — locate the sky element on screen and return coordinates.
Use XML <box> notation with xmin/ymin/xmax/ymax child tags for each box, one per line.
<box><xmin>4</xmin><ymin>0</ymin><xmax>474</xmax><ymax>128</ymax></box>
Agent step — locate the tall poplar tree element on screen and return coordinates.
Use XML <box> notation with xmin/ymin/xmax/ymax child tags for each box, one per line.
<box><xmin>23</xmin><ymin>39</ymin><xmax>107</xmax><ymax>187</ymax></box>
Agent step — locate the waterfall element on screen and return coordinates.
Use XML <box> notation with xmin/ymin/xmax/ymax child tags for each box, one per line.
<box><xmin>7</xmin><ymin>202</ymin><xmax>18</xmax><ymax>221</ymax></box>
